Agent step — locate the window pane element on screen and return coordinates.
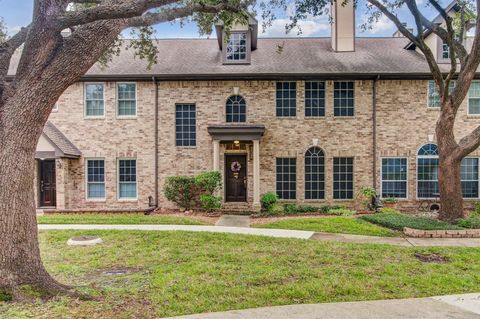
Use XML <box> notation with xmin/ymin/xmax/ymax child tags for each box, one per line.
<box><xmin>118</xmin><ymin>83</ymin><xmax>136</xmax><ymax>116</ymax></box>
<box><xmin>305</xmin><ymin>147</ymin><xmax>325</xmax><ymax>199</ymax></box>
<box><xmin>305</xmin><ymin>81</ymin><xmax>325</xmax><ymax>117</ymax></box>
<box><xmin>86</xmin><ymin>160</ymin><xmax>105</xmax><ymax>199</ymax></box>
<box><xmin>276</xmin><ymin>158</ymin><xmax>296</xmax><ymax>199</ymax></box>
<box><xmin>381</xmin><ymin>158</ymin><xmax>407</xmax><ymax>198</ymax></box>
<box><xmin>428</xmin><ymin>80</ymin><xmax>455</xmax><ymax>108</ymax></box>
<box><xmin>85</xmin><ymin>84</ymin><xmax>104</xmax><ymax>116</ymax></box>
<box><xmin>175</xmin><ymin>104</ymin><xmax>196</xmax><ymax>146</ymax></box>
<box><xmin>417</xmin><ymin>157</ymin><xmax>439</xmax><ymax>198</ymax></box>
<box><xmin>461</xmin><ymin>158</ymin><xmax>479</xmax><ymax>198</ymax></box>
<box><xmin>333</xmin><ymin>81</ymin><xmax>354</xmax><ymax>116</ymax></box>
<box><xmin>276</xmin><ymin>81</ymin><xmax>296</xmax><ymax>117</ymax></box>
<box><xmin>226</xmin><ymin>33</ymin><xmax>248</xmax><ymax>61</ymax></box>
<box><xmin>119</xmin><ymin>160</ymin><xmax>137</xmax><ymax>199</ymax></box>
<box><xmin>333</xmin><ymin>157</ymin><xmax>353</xmax><ymax>199</ymax></box>
<box><xmin>226</xmin><ymin>95</ymin><xmax>246</xmax><ymax>123</ymax></box>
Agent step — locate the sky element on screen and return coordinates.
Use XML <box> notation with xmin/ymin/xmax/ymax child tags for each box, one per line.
<box><xmin>0</xmin><ymin>0</ymin><xmax>444</xmax><ymax>39</ymax></box>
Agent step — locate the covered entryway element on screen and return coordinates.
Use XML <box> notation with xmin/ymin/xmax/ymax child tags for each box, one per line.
<box><xmin>208</xmin><ymin>124</ymin><xmax>265</xmax><ymax>208</ymax></box>
<box><xmin>225</xmin><ymin>154</ymin><xmax>247</xmax><ymax>202</ymax></box>
<box><xmin>35</xmin><ymin>121</ymin><xmax>81</xmax><ymax>209</ymax></box>
<box><xmin>39</xmin><ymin>160</ymin><xmax>56</xmax><ymax>207</ymax></box>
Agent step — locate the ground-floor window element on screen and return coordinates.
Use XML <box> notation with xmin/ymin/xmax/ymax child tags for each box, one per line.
<box><xmin>86</xmin><ymin>159</ymin><xmax>105</xmax><ymax>199</ymax></box>
<box><xmin>305</xmin><ymin>147</ymin><xmax>325</xmax><ymax>199</ymax></box>
<box><xmin>381</xmin><ymin>158</ymin><xmax>407</xmax><ymax>198</ymax></box>
<box><xmin>417</xmin><ymin>144</ymin><xmax>439</xmax><ymax>198</ymax></box>
<box><xmin>118</xmin><ymin>159</ymin><xmax>137</xmax><ymax>199</ymax></box>
<box><xmin>333</xmin><ymin>157</ymin><xmax>353</xmax><ymax>199</ymax></box>
<box><xmin>276</xmin><ymin>158</ymin><xmax>296</xmax><ymax>200</ymax></box>
<box><xmin>461</xmin><ymin>158</ymin><xmax>479</xmax><ymax>198</ymax></box>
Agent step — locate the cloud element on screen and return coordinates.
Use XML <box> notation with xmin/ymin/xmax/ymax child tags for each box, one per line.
<box><xmin>359</xmin><ymin>14</ymin><xmax>395</xmax><ymax>35</ymax></box>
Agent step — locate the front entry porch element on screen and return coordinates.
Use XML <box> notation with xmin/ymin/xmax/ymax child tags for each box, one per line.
<box><xmin>208</xmin><ymin>124</ymin><xmax>265</xmax><ymax>210</ymax></box>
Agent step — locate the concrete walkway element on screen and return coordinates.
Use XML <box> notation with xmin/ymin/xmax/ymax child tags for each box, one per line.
<box><xmin>37</xmin><ymin>224</ymin><xmax>480</xmax><ymax>246</ymax></box>
<box><xmin>215</xmin><ymin>215</ymin><xmax>250</xmax><ymax>227</ymax></box>
<box><xmin>165</xmin><ymin>293</ymin><xmax>480</xmax><ymax>319</ymax></box>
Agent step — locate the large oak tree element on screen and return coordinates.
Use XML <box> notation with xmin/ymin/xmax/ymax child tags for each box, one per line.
<box><xmin>262</xmin><ymin>0</ymin><xmax>480</xmax><ymax>222</ymax></box>
<box><xmin>0</xmin><ymin>0</ymin><xmax>249</xmax><ymax>300</ymax></box>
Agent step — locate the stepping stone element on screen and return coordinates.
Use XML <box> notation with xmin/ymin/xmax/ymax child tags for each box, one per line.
<box><xmin>215</xmin><ymin>215</ymin><xmax>250</xmax><ymax>228</ymax></box>
<box><xmin>67</xmin><ymin>236</ymin><xmax>103</xmax><ymax>246</ymax></box>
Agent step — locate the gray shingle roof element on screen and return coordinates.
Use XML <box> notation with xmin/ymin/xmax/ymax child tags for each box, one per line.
<box><xmin>8</xmin><ymin>37</ymin><xmax>447</xmax><ymax>79</ymax></box>
<box><xmin>43</xmin><ymin>121</ymin><xmax>81</xmax><ymax>158</ymax></box>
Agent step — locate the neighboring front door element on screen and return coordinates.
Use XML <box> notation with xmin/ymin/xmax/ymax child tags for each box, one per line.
<box><xmin>39</xmin><ymin>160</ymin><xmax>56</xmax><ymax>207</ymax></box>
<box><xmin>225</xmin><ymin>155</ymin><xmax>247</xmax><ymax>202</ymax></box>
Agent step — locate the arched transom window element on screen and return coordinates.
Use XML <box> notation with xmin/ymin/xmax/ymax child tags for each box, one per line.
<box><xmin>417</xmin><ymin>143</ymin><xmax>439</xmax><ymax>198</ymax></box>
<box><xmin>305</xmin><ymin>147</ymin><xmax>325</xmax><ymax>200</ymax></box>
<box><xmin>226</xmin><ymin>95</ymin><xmax>246</xmax><ymax>123</ymax></box>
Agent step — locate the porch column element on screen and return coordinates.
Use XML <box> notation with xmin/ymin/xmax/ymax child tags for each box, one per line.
<box><xmin>213</xmin><ymin>139</ymin><xmax>220</xmax><ymax>171</ymax></box>
<box><xmin>253</xmin><ymin>139</ymin><xmax>260</xmax><ymax>207</ymax></box>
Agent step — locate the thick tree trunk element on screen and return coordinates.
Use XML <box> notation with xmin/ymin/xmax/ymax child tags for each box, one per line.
<box><xmin>0</xmin><ymin>98</ymin><xmax>68</xmax><ymax>300</ymax></box>
<box><xmin>438</xmin><ymin>155</ymin><xmax>464</xmax><ymax>222</ymax></box>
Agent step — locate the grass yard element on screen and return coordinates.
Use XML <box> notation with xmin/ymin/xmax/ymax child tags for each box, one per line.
<box><xmin>3</xmin><ymin>230</ymin><xmax>480</xmax><ymax>318</ymax></box>
<box><xmin>252</xmin><ymin>216</ymin><xmax>398</xmax><ymax>237</ymax></box>
<box><xmin>37</xmin><ymin>213</ymin><xmax>210</xmax><ymax>225</ymax></box>
<box><xmin>360</xmin><ymin>213</ymin><xmax>462</xmax><ymax>231</ymax></box>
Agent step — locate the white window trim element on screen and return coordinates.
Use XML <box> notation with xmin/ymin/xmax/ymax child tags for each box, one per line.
<box><xmin>467</xmin><ymin>80</ymin><xmax>480</xmax><ymax>116</ymax></box>
<box><xmin>275</xmin><ymin>157</ymin><xmax>297</xmax><ymax>201</ymax></box>
<box><xmin>175</xmin><ymin>103</ymin><xmax>197</xmax><ymax>148</ymax></box>
<box><xmin>84</xmin><ymin>82</ymin><xmax>106</xmax><ymax>119</ymax></box>
<box><xmin>333</xmin><ymin>81</ymin><xmax>355</xmax><ymax>118</ymax></box>
<box><xmin>116</xmin><ymin>82</ymin><xmax>137</xmax><ymax>119</ymax></box>
<box><xmin>416</xmin><ymin>145</ymin><xmax>439</xmax><ymax>200</ymax></box>
<box><xmin>332</xmin><ymin>157</ymin><xmax>355</xmax><ymax>201</ymax></box>
<box><xmin>85</xmin><ymin>158</ymin><xmax>106</xmax><ymax>202</ymax></box>
<box><xmin>380</xmin><ymin>157</ymin><xmax>409</xmax><ymax>200</ymax></box>
<box><xmin>117</xmin><ymin>158</ymin><xmax>138</xmax><ymax>201</ymax></box>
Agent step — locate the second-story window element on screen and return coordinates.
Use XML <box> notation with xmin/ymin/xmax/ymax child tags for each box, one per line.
<box><xmin>333</xmin><ymin>81</ymin><xmax>354</xmax><ymax>116</ymax></box>
<box><xmin>305</xmin><ymin>81</ymin><xmax>325</xmax><ymax>117</ymax></box>
<box><xmin>117</xmin><ymin>83</ymin><xmax>137</xmax><ymax>117</ymax></box>
<box><xmin>85</xmin><ymin>83</ymin><xmax>105</xmax><ymax>117</ymax></box>
<box><xmin>175</xmin><ymin>103</ymin><xmax>196</xmax><ymax>147</ymax></box>
<box><xmin>428</xmin><ymin>80</ymin><xmax>455</xmax><ymax>108</ymax></box>
<box><xmin>226</xmin><ymin>95</ymin><xmax>246</xmax><ymax>122</ymax></box>
<box><xmin>469</xmin><ymin>81</ymin><xmax>480</xmax><ymax>115</ymax></box>
<box><xmin>276</xmin><ymin>81</ymin><xmax>296</xmax><ymax>117</ymax></box>
<box><xmin>226</xmin><ymin>32</ymin><xmax>247</xmax><ymax>62</ymax></box>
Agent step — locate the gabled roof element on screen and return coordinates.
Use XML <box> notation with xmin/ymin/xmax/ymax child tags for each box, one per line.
<box><xmin>42</xmin><ymin>121</ymin><xmax>81</xmax><ymax>158</ymax></box>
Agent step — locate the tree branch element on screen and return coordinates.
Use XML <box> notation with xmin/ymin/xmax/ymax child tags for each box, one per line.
<box><xmin>126</xmin><ymin>2</ymin><xmax>246</xmax><ymax>27</ymax></box>
<box><xmin>0</xmin><ymin>26</ymin><xmax>29</xmax><ymax>96</ymax></box>
<box><xmin>458</xmin><ymin>125</ymin><xmax>480</xmax><ymax>157</ymax></box>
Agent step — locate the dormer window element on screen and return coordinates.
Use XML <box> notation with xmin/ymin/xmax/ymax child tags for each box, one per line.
<box><xmin>442</xmin><ymin>41</ymin><xmax>450</xmax><ymax>59</ymax></box>
<box><xmin>226</xmin><ymin>33</ymin><xmax>248</xmax><ymax>62</ymax></box>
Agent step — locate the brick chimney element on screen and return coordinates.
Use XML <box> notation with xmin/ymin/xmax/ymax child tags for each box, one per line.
<box><xmin>331</xmin><ymin>0</ymin><xmax>355</xmax><ymax>52</ymax></box>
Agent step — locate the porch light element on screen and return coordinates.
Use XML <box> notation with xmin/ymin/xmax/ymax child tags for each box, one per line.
<box><xmin>234</xmin><ymin>140</ymin><xmax>240</xmax><ymax>145</ymax></box>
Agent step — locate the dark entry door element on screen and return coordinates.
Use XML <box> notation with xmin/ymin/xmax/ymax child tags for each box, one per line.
<box><xmin>225</xmin><ymin>155</ymin><xmax>247</xmax><ymax>202</ymax></box>
<box><xmin>39</xmin><ymin>160</ymin><xmax>56</xmax><ymax>207</ymax></box>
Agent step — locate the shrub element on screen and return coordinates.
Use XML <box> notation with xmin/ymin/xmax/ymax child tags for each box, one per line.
<box><xmin>383</xmin><ymin>197</ymin><xmax>398</xmax><ymax>203</ymax></box>
<box><xmin>282</xmin><ymin>204</ymin><xmax>349</xmax><ymax>215</ymax></box>
<box><xmin>379</xmin><ymin>208</ymin><xmax>400</xmax><ymax>214</ymax></box>
<box><xmin>195</xmin><ymin>171</ymin><xmax>222</xmax><ymax>195</ymax></box>
<box><xmin>164</xmin><ymin>176</ymin><xmax>196</xmax><ymax>210</ymax></box>
<box><xmin>360</xmin><ymin>212</ymin><xmax>462</xmax><ymax>230</ymax></box>
<box><xmin>199</xmin><ymin>194</ymin><xmax>222</xmax><ymax>212</ymax></box>
<box><xmin>260</xmin><ymin>192</ymin><xmax>278</xmax><ymax>212</ymax></box>
<box><xmin>328</xmin><ymin>208</ymin><xmax>355</xmax><ymax>216</ymax></box>
<box><xmin>357</xmin><ymin>186</ymin><xmax>378</xmax><ymax>210</ymax></box>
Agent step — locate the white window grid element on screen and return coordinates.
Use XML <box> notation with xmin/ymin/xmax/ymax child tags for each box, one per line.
<box><xmin>117</xmin><ymin>83</ymin><xmax>137</xmax><ymax>117</ymax></box>
<box><xmin>305</xmin><ymin>81</ymin><xmax>325</xmax><ymax>117</ymax></box>
<box><xmin>85</xmin><ymin>83</ymin><xmax>105</xmax><ymax>117</ymax></box>
<box><xmin>226</xmin><ymin>33</ymin><xmax>247</xmax><ymax>61</ymax></box>
<box><xmin>461</xmin><ymin>158</ymin><xmax>479</xmax><ymax>198</ymax></box>
<box><xmin>118</xmin><ymin>159</ymin><xmax>137</xmax><ymax>199</ymax></box>
<box><xmin>175</xmin><ymin>104</ymin><xmax>196</xmax><ymax>147</ymax></box>
<box><xmin>381</xmin><ymin>157</ymin><xmax>408</xmax><ymax>199</ymax></box>
<box><xmin>226</xmin><ymin>95</ymin><xmax>246</xmax><ymax>122</ymax></box>
<box><xmin>86</xmin><ymin>159</ymin><xmax>106</xmax><ymax>200</ymax></box>
<box><xmin>468</xmin><ymin>81</ymin><xmax>480</xmax><ymax>115</ymax></box>
<box><xmin>427</xmin><ymin>80</ymin><xmax>455</xmax><ymax>108</ymax></box>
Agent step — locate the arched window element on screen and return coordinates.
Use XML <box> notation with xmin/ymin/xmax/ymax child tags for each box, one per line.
<box><xmin>417</xmin><ymin>144</ymin><xmax>439</xmax><ymax>198</ymax></box>
<box><xmin>226</xmin><ymin>95</ymin><xmax>246</xmax><ymax>122</ymax></box>
<box><xmin>305</xmin><ymin>147</ymin><xmax>325</xmax><ymax>199</ymax></box>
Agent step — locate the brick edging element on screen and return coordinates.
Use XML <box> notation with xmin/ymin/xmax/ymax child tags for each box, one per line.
<box><xmin>404</xmin><ymin>227</ymin><xmax>480</xmax><ymax>238</ymax></box>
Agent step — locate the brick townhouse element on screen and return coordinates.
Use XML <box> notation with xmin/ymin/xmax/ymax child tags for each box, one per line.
<box><xmin>11</xmin><ymin>2</ymin><xmax>480</xmax><ymax>212</ymax></box>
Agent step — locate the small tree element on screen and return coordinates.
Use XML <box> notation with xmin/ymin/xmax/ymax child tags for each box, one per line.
<box><xmin>262</xmin><ymin>0</ymin><xmax>480</xmax><ymax>222</ymax></box>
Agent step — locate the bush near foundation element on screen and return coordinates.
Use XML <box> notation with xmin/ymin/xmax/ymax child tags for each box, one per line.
<box><xmin>360</xmin><ymin>210</ymin><xmax>462</xmax><ymax>230</ymax></box>
<box><xmin>164</xmin><ymin>171</ymin><xmax>222</xmax><ymax>211</ymax></box>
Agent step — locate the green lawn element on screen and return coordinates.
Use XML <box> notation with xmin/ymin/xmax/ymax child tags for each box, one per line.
<box><xmin>37</xmin><ymin>213</ymin><xmax>209</xmax><ymax>225</ymax></box>
<box><xmin>253</xmin><ymin>217</ymin><xmax>398</xmax><ymax>237</ymax></box>
<box><xmin>3</xmin><ymin>230</ymin><xmax>480</xmax><ymax>318</ymax></box>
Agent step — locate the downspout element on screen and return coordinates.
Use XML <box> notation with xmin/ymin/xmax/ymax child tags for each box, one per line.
<box><xmin>372</xmin><ymin>75</ymin><xmax>380</xmax><ymax>190</ymax></box>
<box><xmin>152</xmin><ymin>76</ymin><xmax>159</xmax><ymax>208</ymax></box>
